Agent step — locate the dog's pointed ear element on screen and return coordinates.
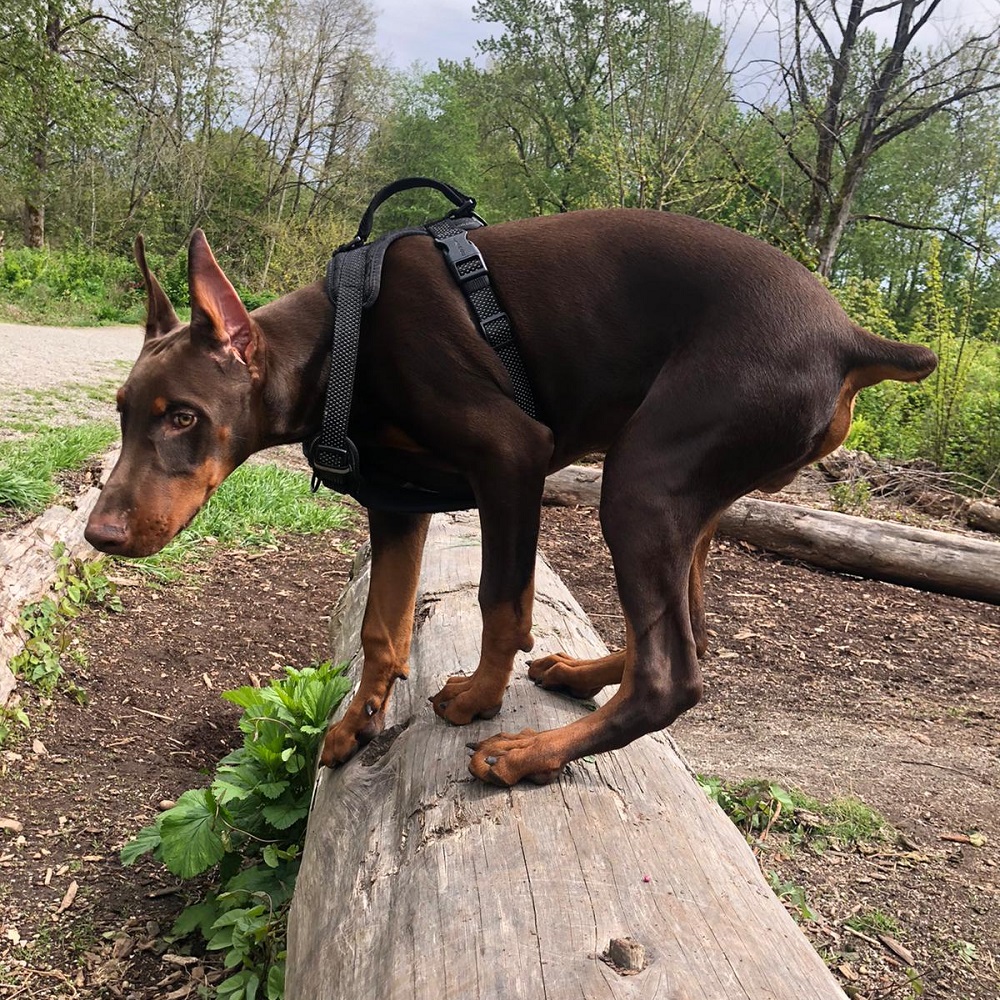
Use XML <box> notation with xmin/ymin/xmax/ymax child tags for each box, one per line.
<box><xmin>187</xmin><ymin>229</ymin><xmax>259</xmax><ymax>369</ymax></box>
<box><xmin>135</xmin><ymin>235</ymin><xmax>180</xmax><ymax>340</ymax></box>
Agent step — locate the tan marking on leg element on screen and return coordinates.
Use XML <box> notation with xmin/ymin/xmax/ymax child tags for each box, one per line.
<box><xmin>322</xmin><ymin>516</ymin><xmax>429</xmax><ymax>765</ymax></box>
<box><xmin>430</xmin><ymin>582</ymin><xmax>535</xmax><ymax>725</ymax></box>
<box><xmin>688</xmin><ymin>517</ymin><xmax>718</xmax><ymax>658</ymax></box>
<box><xmin>528</xmin><ymin>649</ymin><xmax>625</xmax><ymax>699</ymax></box>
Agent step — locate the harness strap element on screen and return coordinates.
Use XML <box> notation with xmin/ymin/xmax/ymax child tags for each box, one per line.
<box><xmin>306</xmin><ymin>244</ymin><xmax>366</xmax><ymax>491</ymax></box>
<box><xmin>304</xmin><ymin>176</ymin><xmax>541</xmax><ymax>511</ymax></box>
<box><xmin>425</xmin><ymin>218</ymin><xmax>537</xmax><ymax>420</ymax></box>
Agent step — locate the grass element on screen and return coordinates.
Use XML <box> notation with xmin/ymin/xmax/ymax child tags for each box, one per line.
<box><xmin>0</xmin><ymin>422</ymin><xmax>118</xmax><ymax>511</ymax></box>
<box><xmin>845</xmin><ymin>909</ymin><xmax>902</xmax><ymax>936</ymax></box>
<box><xmin>131</xmin><ymin>463</ymin><xmax>355</xmax><ymax>578</ymax></box>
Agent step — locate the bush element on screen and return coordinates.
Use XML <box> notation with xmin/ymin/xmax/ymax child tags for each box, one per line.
<box><xmin>121</xmin><ymin>663</ymin><xmax>352</xmax><ymax>999</ymax></box>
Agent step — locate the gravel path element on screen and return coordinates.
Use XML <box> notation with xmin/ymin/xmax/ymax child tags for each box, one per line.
<box><xmin>0</xmin><ymin>321</ymin><xmax>142</xmax><ymax>392</ymax></box>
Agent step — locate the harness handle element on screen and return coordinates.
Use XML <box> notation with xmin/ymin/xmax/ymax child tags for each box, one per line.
<box><xmin>349</xmin><ymin>177</ymin><xmax>480</xmax><ymax>248</ymax></box>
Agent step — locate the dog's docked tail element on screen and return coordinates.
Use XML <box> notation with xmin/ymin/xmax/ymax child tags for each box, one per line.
<box><xmin>848</xmin><ymin>325</ymin><xmax>938</xmax><ymax>389</ymax></box>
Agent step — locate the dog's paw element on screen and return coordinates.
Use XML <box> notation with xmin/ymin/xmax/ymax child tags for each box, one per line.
<box><xmin>528</xmin><ymin>652</ymin><xmax>604</xmax><ymax>700</ymax></box>
<box><xmin>429</xmin><ymin>675</ymin><xmax>503</xmax><ymax>726</ymax></box>
<box><xmin>319</xmin><ymin>699</ymin><xmax>386</xmax><ymax>767</ymax></box>
<box><xmin>465</xmin><ymin>729</ymin><xmax>563</xmax><ymax>786</ymax></box>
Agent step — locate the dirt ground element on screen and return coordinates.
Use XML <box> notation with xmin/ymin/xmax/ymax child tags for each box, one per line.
<box><xmin>0</xmin><ymin>473</ymin><xmax>998</xmax><ymax>999</ymax></box>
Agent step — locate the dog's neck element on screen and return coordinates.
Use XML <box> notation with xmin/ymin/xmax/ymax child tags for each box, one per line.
<box><xmin>251</xmin><ymin>280</ymin><xmax>336</xmax><ymax>448</ymax></box>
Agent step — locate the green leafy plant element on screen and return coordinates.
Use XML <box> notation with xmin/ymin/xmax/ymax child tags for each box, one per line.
<box><xmin>766</xmin><ymin>872</ymin><xmax>815</xmax><ymax>922</ymax></box>
<box><xmin>121</xmin><ymin>663</ymin><xmax>352</xmax><ymax>999</ymax></box>
<box><xmin>830</xmin><ymin>478</ymin><xmax>872</xmax><ymax>515</ymax></box>
<box><xmin>10</xmin><ymin>543</ymin><xmax>122</xmax><ymax>697</ymax></box>
<box><xmin>845</xmin><ymin>909</ymin><xmax>901</xmax><ymax>936</ymax></box>
<box><xmin>0</xmin><ymin>703</ymin><xmax>31</xmax><ymax>747</ymax></box>
<box><xmin>697</xmin><ymin>776</ymin><xmax>892</xmax><ymax>851</ymax></box>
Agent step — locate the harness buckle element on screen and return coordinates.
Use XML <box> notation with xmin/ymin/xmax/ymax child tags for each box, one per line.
<box><xmin>433</xmin><ymin>233</ymin><xmax>488</xmax><ymax>286</ymax></box>
<box><xmin>307</xmin><ymin>439</ymin><xmax>358</xmax><ymax>478</ymax></box>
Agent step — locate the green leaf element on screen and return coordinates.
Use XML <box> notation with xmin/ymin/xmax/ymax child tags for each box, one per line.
<box><xmin>256</xmin><ymin>780</ymin><xmax>289</xmax><ymax>800</ymax></box>
<box><xmin>170</xmin><ymin>900</ymin><xmax>220</xmax><ymax>941</ymax></box>
<box><xmin>119</xmin><ymin>822</ymin><xmax>162</xmax><ymax>866</ymax></box>
<box><xmin>266</xmin><ymin>962</ymin><xmax>285</xmax><ymax>1000</ymax></box>
<box><xmin>159</xmin><ymin>789</ymin><xmax>226</xmax><ymax>878</ymax></box>
<box><xmin>262</xmin><ymin>801</ymin><xmax>309</xmax><ymax>831</ymax></box>
<box><xmin>769</xmin><ymin>784</ymin><xmax>795</xmax><ymax>813</ymax></box>
<box><xmin>224</xmin><ymin>686</ymin><xmax>269</xmax><ymax>712</ymax></box>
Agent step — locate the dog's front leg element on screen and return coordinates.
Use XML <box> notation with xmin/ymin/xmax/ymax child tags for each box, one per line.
<box><xmin>320</xmin><ymin>509</ymin><xmax>430</xmax><ymax>766</ymax></box>
<box><xmin>429</xmin><ymin>456</ymin><xmax>547</xmax><ymax>726</ymax></box>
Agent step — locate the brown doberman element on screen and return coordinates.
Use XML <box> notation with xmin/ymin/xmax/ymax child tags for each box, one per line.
<box><xmin>85</xmin><ymin>210</ymin><xmax>937</xmax><ymax>786</ymax></box>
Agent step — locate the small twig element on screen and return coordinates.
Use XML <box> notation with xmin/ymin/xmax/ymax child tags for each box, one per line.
<box><xmin>131</xmin><ymin>707</ymin><xmax>177</xmax><ymax>722</ymax></box>
<box><xmin>900</xmin><ymin>759</ymin><xmax>993</xmax><ymax>786</ymax></box>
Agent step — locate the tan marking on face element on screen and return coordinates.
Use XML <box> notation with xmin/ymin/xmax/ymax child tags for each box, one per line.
<box><xmin>217</xmin><ymin>426</ymin><xmax>231</xmax><ymax>443</ymax></box>
<box><xmin>151</xmin><ymin>397</ymin><xmax>168</xmax><ymax>416</ymax></box>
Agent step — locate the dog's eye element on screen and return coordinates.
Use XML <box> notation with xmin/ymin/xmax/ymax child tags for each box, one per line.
<box><xmin>170</xmin><ymin>411</ymin><xmax>197</xmax><ymax>430</ymax></box>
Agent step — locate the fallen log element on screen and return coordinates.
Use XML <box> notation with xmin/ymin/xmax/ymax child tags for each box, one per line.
<box><xmin>0</xmin><ymin>450</ymin><xmax>118</xmax><ymax>706</ymax></box>
<box><xmin>286</xmin><ymin>513</ymin><xmax>846</xmax><ymax>1000</ymax></box>
<box><xmin>542</xmin><ymin>466</ymin><xmax>1000</xmax><ymax>604</ymax></box>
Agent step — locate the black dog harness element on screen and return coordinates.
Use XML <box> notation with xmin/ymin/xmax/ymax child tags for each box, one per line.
<box><xmin>304</xmin><ymin>178</ymin><xmax>539</xmax><ymax>513</ymax></box>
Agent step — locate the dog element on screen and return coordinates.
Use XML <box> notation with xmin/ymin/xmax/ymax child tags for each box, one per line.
<box><xmin>84</xmin><ymin>210</ymin><xmax>937</xmax><ymax>786</ymax></box>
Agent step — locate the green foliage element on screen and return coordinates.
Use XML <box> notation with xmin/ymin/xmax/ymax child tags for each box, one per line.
<box><xmin>697</xmin><ymin>776</ymin><xmax>892</xmax><ymax>851</ymax></box>
<box><xmin>0</xmin><ymin>702</ymin><xmax>31</xmax><ymax>748</ymax></box>
<box><xmin>0</xmin><ymin>246</ymin><xmax>142</xmax><ymax>324</ymax></box>
<box><xmin>0</xmin><ymin>422</ymin><xmax>119</xmax><ymax>511</ymax></box>
<box><xmin>766</xmin><ymin>872</ymin><xmax>815</xmax><ymax>923</ymax></box>
<box><xmin>829</xmin><ymin>479</ymin><xmax>872</xmax><ymax>515</ymax></box>
<box><xmin>120</xmin><ymin>663</ymin><xmax>352</xmax><ymax>999</ymax></box>
<box><xmin>133</xmin><ymin>464</ymin><xmax>354</xmax><ymax>577</ymax></box>
<box><xmin>10</xmin><ymin>543</ymin><xmax>122</xmax><ymax>699</ymax></box>
<box><xmin>910</xmin><ymin>241</ymin><xmax>1000</xmax><ymax>484</ymax></box>
<box><xmin>845</xmin><ymin>909</ymin><xmax>901</xmax><ymax>936</ymax></box>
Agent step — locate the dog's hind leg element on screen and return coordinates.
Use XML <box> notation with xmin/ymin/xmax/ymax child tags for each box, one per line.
<box><xmin>528</xmin><ymin>649</ymin><xmax>626</xmax><ymax>700</ymax></box>
<box><xmin>526</xmin><ymin>512</ymin><xmax>718</xmax><ymax>700</ymax></box>
<box><xmin>321</xmin><ymin>509</ymin><xmax>430</xmax><ymax>766</ymax></box>
<box><xmin>467</xmin><ymin>409</ymin><xmax>733</xmax><ymax>783</ymax></box>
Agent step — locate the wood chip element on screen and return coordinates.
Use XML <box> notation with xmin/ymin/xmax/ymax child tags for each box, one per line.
<box><xmin>32</xmin><ymin>738</ymin><xmax>47</xmax><ymax>755</ymax></box>
<box><xmin>878</xmin><ymin>933</ymin><xmax>916</xmax><ymax>966</ymax></box>
<box><xmin>56</xmin><ymin>880</ymin><xmax>79</xmax><ymax>914</ymax></box>
<box><xmin>0</xmin><ymin>817</ymin><xmax>23</xmax><ymax>834</ymax></box>
<box><xmin>837</xmin><ymin>962</ymin><xmax>859</xmax><ymax>981</ymax></box>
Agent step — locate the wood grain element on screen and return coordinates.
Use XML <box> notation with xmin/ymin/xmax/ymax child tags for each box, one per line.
<box><xmin>287</xmin><ymin>512</ymin><xmax>846</xmax><ymax>1000</ymax></box>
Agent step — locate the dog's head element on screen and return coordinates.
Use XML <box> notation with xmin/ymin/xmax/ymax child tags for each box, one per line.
<box><xmin>85</xmin><ymin>231</ymin><xmax>265</xmax><ymax>557</ymax></box>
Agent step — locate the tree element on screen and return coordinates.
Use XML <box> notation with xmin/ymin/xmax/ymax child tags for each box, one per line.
<box><xmin>751</xmin><ymin>0</ymin><xmax>1000</xmax><ymax>276</ymax></box>
<box><xmin>468</xmin><ymin>0</ymin><xmax>732</xmax><ymax>215</ymax></box>
<box><xmin>0</xmin><ymin>0</ymin><xmax>117</xmax><ymax>246</ymax></box>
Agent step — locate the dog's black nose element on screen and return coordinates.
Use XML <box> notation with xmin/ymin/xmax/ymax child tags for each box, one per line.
<box><xmin>84</xmin><ymin>520</ymin><xmax>128</xmax><ymax>553</ymax></box>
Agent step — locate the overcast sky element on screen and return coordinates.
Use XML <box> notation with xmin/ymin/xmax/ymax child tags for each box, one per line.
<box><xmin>371</xmin><ymin>0</ymin><xmax>1000</xmax><ymax>72</ymax></box>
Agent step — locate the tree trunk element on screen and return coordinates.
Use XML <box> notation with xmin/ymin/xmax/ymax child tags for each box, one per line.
<box><xmin>541</xmin><ymin>466</ymin><xmax>1000</xmax><ymax>604</ymax></box>
<box><xmin>286</xmin><ymin>513</ymin><xmax>847</xmax><ymax>1000</ymax></box>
